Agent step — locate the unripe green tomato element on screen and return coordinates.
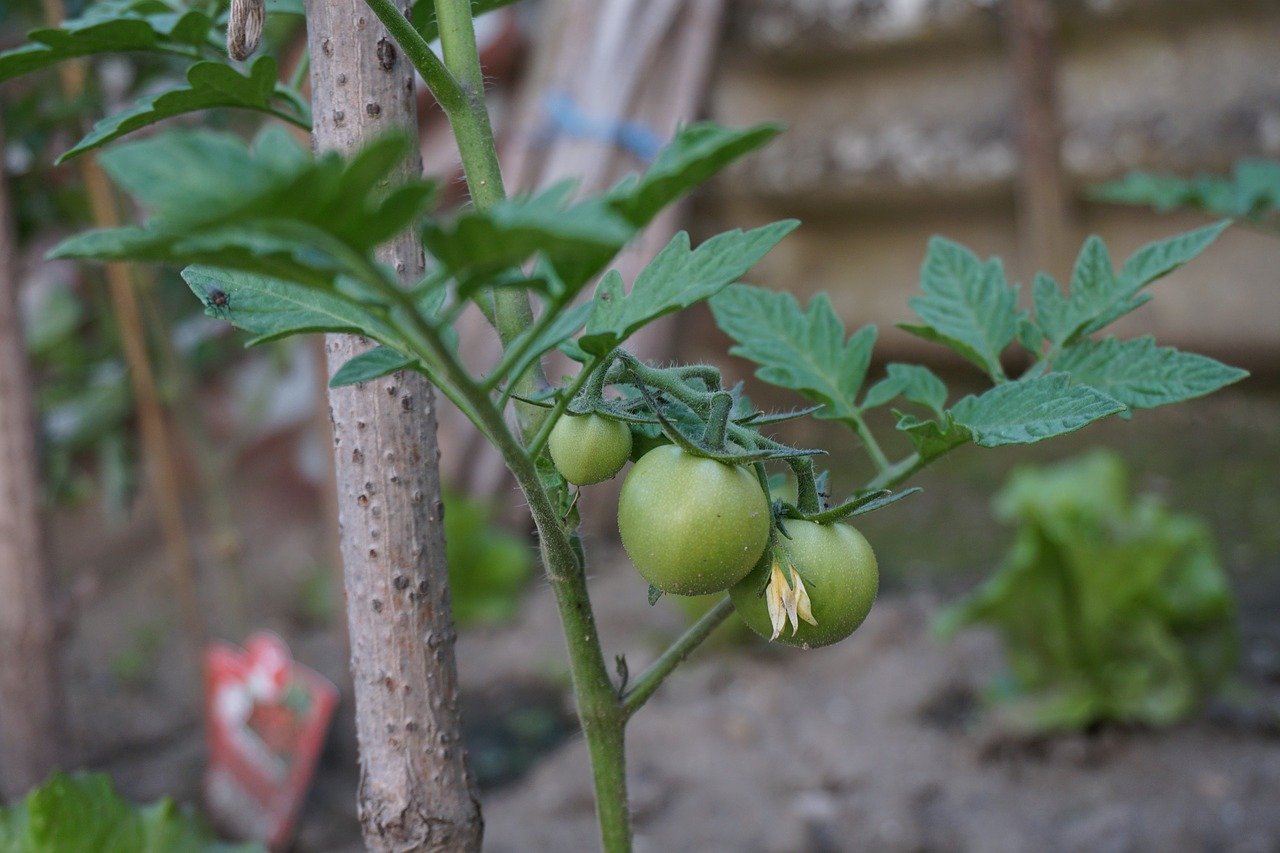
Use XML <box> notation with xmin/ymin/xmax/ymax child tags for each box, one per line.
<box><xmin>548</xmin><ymin>414</ymin><xmax>633</xmax><ymax>486</ymax></box>
<box><xmin>618</xmin><ymin>445</ymin><xmax>771</xmax><ymax>595</ymax></box>
<box><xmin>730</xmin><ymin>520</ymin><xmax>878</xmax><ymax>648</ymax></box>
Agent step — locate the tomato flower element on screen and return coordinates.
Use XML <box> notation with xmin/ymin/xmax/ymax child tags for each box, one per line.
<box><xmin>765</xmin><ymin>557</ymin><xmax>817</xmax><ymax>640</ymax></box>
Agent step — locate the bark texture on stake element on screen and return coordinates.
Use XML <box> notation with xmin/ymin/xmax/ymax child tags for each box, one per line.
<box><xmin>0</xmin><ymin>113</ymin><xmax>63</xmax><ymax>799</ymax></box>
<box><xmin>303</xmin><ymin>2</ymin><xmax>483</xmax><ymax>849</ymax></box>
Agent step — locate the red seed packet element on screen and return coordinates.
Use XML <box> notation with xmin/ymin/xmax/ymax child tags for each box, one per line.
<box><xmin>203</xmin><ymin>632</ymin><xmax>339</xmax><ymax>849</ymax></box>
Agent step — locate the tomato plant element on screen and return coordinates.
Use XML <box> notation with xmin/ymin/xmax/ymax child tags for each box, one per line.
<box><xmin>618</xmin><ymin>445</ymin><xmax>770</xmax><ymax>595</ymax></box>
<box><xmin>730</xmin><ymin>520</ymin><xmax>878</xmax><ymax>649</ymax></box>
<box><xmin>548</xmin><ymin>413</ymin><xmax>632</xmax><ymax>485</ymax></box>
<box><xmin>1</xmin><ymin>0</ymin><xmax>1253</xmax><ymax>849</ymax></box>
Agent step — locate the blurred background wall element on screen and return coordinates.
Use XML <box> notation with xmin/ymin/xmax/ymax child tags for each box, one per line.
<box><xmin>690</xmin><ymin>0</ymin><xmax>1280</xmax><ymax>370</ymax></box>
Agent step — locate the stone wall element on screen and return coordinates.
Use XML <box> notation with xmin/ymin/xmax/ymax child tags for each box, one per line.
<box><xmin>700</xmin><ymin>0</ymin><xmax>1280</xmax><ymax>369</ymax></box>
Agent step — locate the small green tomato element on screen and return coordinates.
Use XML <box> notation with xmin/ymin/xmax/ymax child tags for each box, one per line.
<box><xmin>730</xmin><ymin>520</ymin><xmax>878</xmax><ymax>648</ymax></box>
<box><xmin>617</xmin><ymin>445</ymin><xmax>771</xmax><ymax>595</ymax></box>
<box><xmin>548</xmin><ymin>414</ymin><xmax>633</xmax><ymax>486</ymax></box>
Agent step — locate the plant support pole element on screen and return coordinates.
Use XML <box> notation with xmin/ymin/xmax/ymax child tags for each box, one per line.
<box><xmin>0</xmin><ymin>110</ymin><xmax>64</xmax><ymax>802</ymax></box>
<box><xmin>304</xmin><ymin>1</ymin><xmax>483</xmax><ymax>849</ymax></box>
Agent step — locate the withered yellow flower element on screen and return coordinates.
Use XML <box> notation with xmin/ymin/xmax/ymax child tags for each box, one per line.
<box><xmin>765</xmin><ymin>557</ymin><xmax>818</xmax><ymax>640</ymax></box>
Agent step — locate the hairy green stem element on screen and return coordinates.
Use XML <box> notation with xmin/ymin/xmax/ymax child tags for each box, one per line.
<box><xmin>703</xmin><ymin>391</ymin><xmax>732</xmax><ymax>450</ymax></box>
<box><xmin>622</xmin><ymin>598</ymin><xmax>735</xmax><ymax>719</ymax></box>
<box><xmin>789</xmin><ymin>456</ymin><xmax>821</xmax><ymax>514</ymax></box>
<box><xmin>865</xmin><ymin>452</ymin><xmax>927</xmax><ymax>492</ymax></box>
<box><xmin>526</xmin><ymin>354</ymin><xmax>607</xmax><ymax>458</ymax></box>
<box><xmin>420</xmin><ymin>0</ymin><xmax>633</xmax><ymax>847</ymax></box>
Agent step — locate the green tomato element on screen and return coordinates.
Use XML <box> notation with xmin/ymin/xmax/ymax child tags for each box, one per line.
<box><xmin>730</xmin><ymin>520</ymin><xmax>878</xmax><ymax>648</ymax></box>
<box><xmin>548</xmin><ymin>414</ymin><xmax>633</xmax><ymax>486</ymax></box>
<box><xmin>618</xmin><ymin>445</ymin><xmax>771</xmax><ymax>595</ymax></box>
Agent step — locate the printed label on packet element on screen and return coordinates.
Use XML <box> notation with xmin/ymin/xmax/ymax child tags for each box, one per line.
<box><xmin>204</xmin><ymin>632</ymin><xmax>338</xmax><ymax>849</ymax></box>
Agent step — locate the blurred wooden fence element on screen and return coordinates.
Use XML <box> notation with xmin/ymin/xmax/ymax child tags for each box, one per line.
<box><xmin>697</xmin><ymin>0</ymin><xmax>1280</xmax><ymax>369</ymax></box>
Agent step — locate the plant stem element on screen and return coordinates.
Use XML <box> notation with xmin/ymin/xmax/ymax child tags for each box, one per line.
<box><xmin>429</xmin><ymin>0</ymin><xmax>551</xmax><ymax>436</ymax></box>
<box><xmin>844</xmin><ymin>413</ymin><xmax>891</xmax><ymax>473</ymax></box>
<box><xmin>865</xmin><ymin>452</ymin><xmax>927</xmax><ymax>491</ymax></box>
<box><xmin>411</xmin><ymin>1</ymin><xmax>634</xmax><ymax>846</ymax></box>
<box><xmin>394</xmin><ymin>289</ymin><xmax>633</xmax><ymax>850</ymax></box>
<box><xmin>525</xmin><ymin>354</ymin><xmax>606</xmax><ymax>458</ymax></box>
<box><xmin>622</xmin><ymin>598</ymin><xmax>734</xmax><ymax>718</ymax></box>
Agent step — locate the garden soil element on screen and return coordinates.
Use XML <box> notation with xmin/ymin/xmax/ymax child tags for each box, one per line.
<box><xmin>51</xmin><ymin>387</ymin><xmax>1280</xmax><ymax>852</ymax></box>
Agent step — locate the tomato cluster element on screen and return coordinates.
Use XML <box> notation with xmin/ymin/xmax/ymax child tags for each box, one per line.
<box><xmin>546</xmin><ymin>403</ymin><xmax>878</xmax><ymax>648</ymax></box>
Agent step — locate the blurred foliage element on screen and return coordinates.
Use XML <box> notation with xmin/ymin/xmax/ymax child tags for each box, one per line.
<box><xmin>443</xmin><ymin>487</ymin><xmax>532</xmax><ymax>627</ymax></box>
<box><xmin>2</xmin><ymin>0</ymin><xmax>301</xmax><ymax>518</ymax></box>
<box><xmin>1094</xmin><ymin>159</ymin><xmax>1280</xmax><ymax>233</ymax></box>
<box><xmin>936</xmin><ymin>450</ymin><xmax>1238</xmax><ymax>731</ymax></box>
<box><xmin>0</xmin><ymin>772</ymin><xmax>259</xmax><ymax>851</ymax></box>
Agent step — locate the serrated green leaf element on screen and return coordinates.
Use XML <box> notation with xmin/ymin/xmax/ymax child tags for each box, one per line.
<box><xmin>329</xmin><ymin>346</ymin><xmax>414</xmax><ymax>387</ymax></box>
<box><xmin>902</xmin><ymin>237</ymin><xmax>1021</xmax><ymax>380</ymax></box>
<box><xmin>1033</xmin><ymin>225</ymin><xmax>1226</xmax><ymax>348</ymax></box>
<box><xmin>423</xmin><ymin>183</ymin><xmax>633</xmax><ymax>290</ymax></box>
<box><xmin>1054</xmin><ymin>336</ymin><xmax>1248</xmax><ymax>410</ymax></box>
<box><xmin>607</xmin><ymin>122</ymin><xmax>782</xmax><ymax>228</ymax></box>
<box><xmin>0</xmin><ymin>11</ymin><xmax>212</xmax><ymax>82</ymax></box>
<box><xmin>895</xmin><ymin>411</ymin><xmax>971</xmax><ymax>461</ymax></box>
<box><xmin>54</xmin><ymin>130</ymin><xmax>434</xmax><ymax>297</ymax></box>
<box><xmin>1119</xmin><ymin>220</ymin><xmax>1230</xmax><ymax>290</ymax></box>
<box><xmin>182</xmin><ymin>266</ymin><xmax>401</xmax><ymax>345</ymax></box>
<box><xmin>710</xmin><ymin>283</ymin><xmax>876</xmax><ymax>421</ymax></box>
<box><xmin>60</xmin><ymin>56</ymin><xmax>294</xmax><ymax>161</ymax></box>
<box><xmin>579</xmin><ymin>221</ymin><xmax>797</xmax><ymax>356</ymax></box>
<box><xmin>861</xmin><ymin>363</ymin><xmax>947</xmax><ymax>418</ymax></box>
<box><xmin>98</xmin><ymin>125</ymin><xmax>303</xmax><ymax>223</ymax></box>
<box><xmin>502</xmin><ymin>302</ymin><xmax>593</xmax><ymax>387</ymax></box>
<box><xmin>949</xmin><ymin>374</ymin><xmax>1125</xmax><ymax>447</ymax></box>
<box><xmin>1031</xmin><ymin>272</ymin><xmax>1072</xmax><ymax>347</ymax></box>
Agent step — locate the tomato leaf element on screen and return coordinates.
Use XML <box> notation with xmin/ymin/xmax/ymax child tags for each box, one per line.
<box><xmin>52</xmin><ymin>129</ymin><xmax>435</xmax><ymax>298</ymax></box>
<box><xmin>894</xmin><ymin>411</ymin><xmax>972</xmax><ymax>461</ymax></box>
<box><xmin>1054</xmin><ymin>336</ymin><xmax>1248</xmax><ymax>410</ymax></box>
<box><xmin>579</xmin><ymin>221</ymin><xmax>797</xmax><ymax>356</ymax></box>
<box><xmin>0</xmin><ymin>10</ymin><xmax>213</xmax><ymax>82</ymax></box>
<box><xmin>860</xmin><ymin>363</ymin><xmax>947</xmax><ymax>418</ymax></box>
<box><xmin>709</xmin><ymin>281</ymin><xmax>875</xmax><ymax>421</ymax></box>
<box><xmin>59</xmin><ymin>57</ymin><xmax>301</xmax><ymax>161</ymax></box>
<box><xmin>1095</xmin><ymin>160</ymin><xmax>1280</xmax><ymax>222</ymax></box>
<box><xmin>606</xmin><ymin>122</ymin><xmax>782</xmax><ymax>229</ymax></box>
<box><xmin>181</xmin><ymin>266</ymin><xmax>403</xmax><ymax>346</ymax></box>
<box><xmin>329</xmin><ymin>346</ymin><xmax>416</xmax><ymax>388</ymax></box>
<box><xmin>899</xmin><ymin>237</ymin><xmax>1023</xmax><ymax>381</ymax></box>
<box><xmin>1033</xmin><ymin>223</ymin><xmax>1229</xmax><ymax>347</ymax></box>
<box><xmin>948</xmin><ymin>374</ymin><xmax>1125</xmax><ymax>447</ymax></box>
<box><xmin>422</xmin><ymin>183</ymin><xmax>633</xmax><ymax>292</ymax></box>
